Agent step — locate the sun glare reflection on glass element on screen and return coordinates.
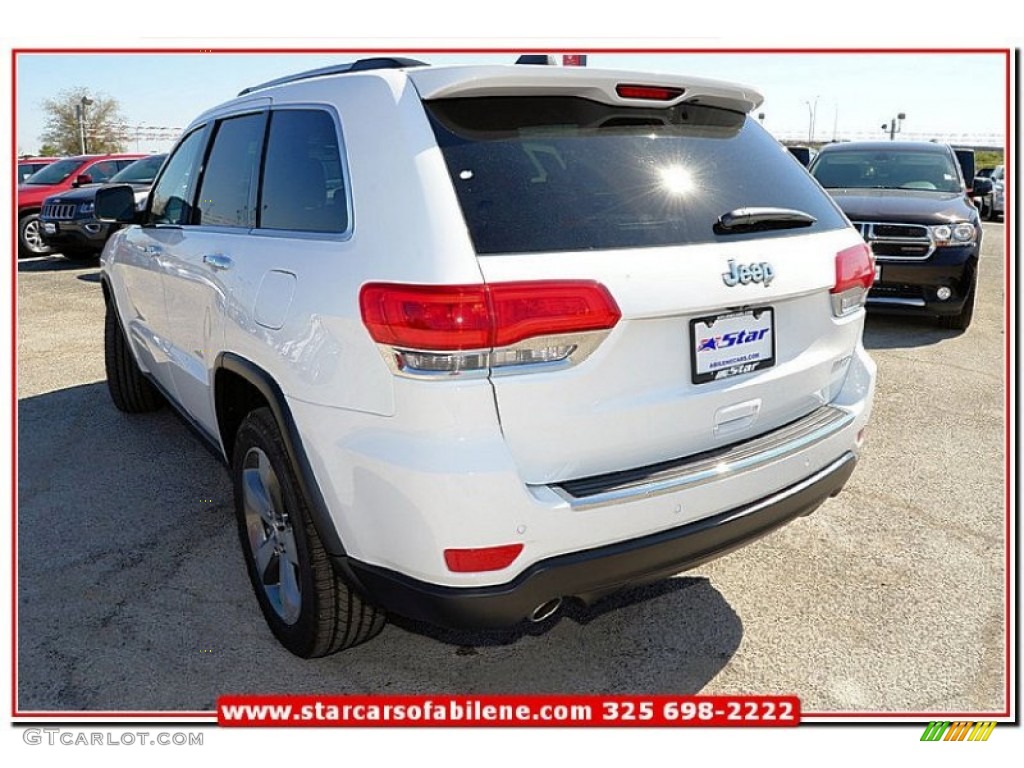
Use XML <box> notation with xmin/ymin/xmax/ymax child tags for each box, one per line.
<box><xmin>659</xmin><ymin>165</ymin><xmax>695</xmax><ymax>196</ymax></box>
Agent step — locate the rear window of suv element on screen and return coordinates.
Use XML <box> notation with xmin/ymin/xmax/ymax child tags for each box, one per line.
<box><xmin>425</xmin><ymin>96</ymin><xmax>846</xmax><ymax>255</ymax></box>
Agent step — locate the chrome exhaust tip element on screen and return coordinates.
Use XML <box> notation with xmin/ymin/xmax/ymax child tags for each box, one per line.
<box><xmin>529</xmin><ymin>597</ymin><xmax>563</xmax><ymax>623</ymax></box>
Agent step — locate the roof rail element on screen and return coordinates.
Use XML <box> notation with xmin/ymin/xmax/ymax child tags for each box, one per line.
<box><xmin>238</xmin><ymin>57</ymin><xmax>430</xmax><ymax>96</ymax></box>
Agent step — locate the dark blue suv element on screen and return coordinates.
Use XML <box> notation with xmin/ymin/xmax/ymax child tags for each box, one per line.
<box><xmin>810</xmin><ymin>141</ymin><xmax>981</xmax><ymax>330</ymax></box>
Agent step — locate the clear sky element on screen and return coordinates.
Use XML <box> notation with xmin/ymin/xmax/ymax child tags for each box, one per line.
<box><xmin>15</xmin><ymin>51</ymin><xmax>1007</xmax><ymax>155</ymax></box>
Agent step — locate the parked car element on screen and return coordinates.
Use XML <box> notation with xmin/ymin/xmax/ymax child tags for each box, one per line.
<box><xmin>17</xmin><ymin>156</ymin><xmax>59</xmax><ymax>184</ymax></box>
<box><xmin>787</xmin><ymin>145</ymin><xmax>817</xmax><ymax>167</ymax></box>
<box><xmin>952</xmin><ymin>147</ymin><xmax>976</xmax><ymax>190</ymax></box>
<box><xmin>971</xmin><ymin>175</ymin><xmax>994</xmax><ymax>219</ymax></box>
<box><xmin>987</xmin><ymin>165</ymin><xmax>1005</xmax><ymax>220</ymax></box>
<box><xmin>39</xmin><ymin>154</ymin><xmax>167</xmax><ymax>260</ymax></box>
<box><xmin>17</xmin><ymin>153</ymin><xmax>145</xmax><ymax>257</ymax></box>
<box><xmin>97</xmin><ymin>57</ymin><xmax>876</xmax><ymax>657</ymax></box>
<box><xmin>809</xmin><ymin>141</ymin><xmax>980</xmax><ymax>330</ymax></box>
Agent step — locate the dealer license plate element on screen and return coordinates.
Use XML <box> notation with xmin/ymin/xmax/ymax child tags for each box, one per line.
<box><xmin>690</xmin><ymin>308</ymin><xmax>776</xmax><ymax>384</ymax></box>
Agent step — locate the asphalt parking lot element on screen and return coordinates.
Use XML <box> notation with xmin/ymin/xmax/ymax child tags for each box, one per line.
<box><xmin>16</xmin><ymin>224</ymin><xmax>1006</xmax><ymax>714</ymax></box>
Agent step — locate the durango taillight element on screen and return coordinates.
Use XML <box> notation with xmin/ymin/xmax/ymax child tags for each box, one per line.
<box><xmin>831</xmin><ymin>243</ymin><xmax>875</xmax><ymax>317</ymax></box>
<box><xmin>359</xmin><ymin>281</ymin><xmax>621</xmax><ymax>377</ymax></box>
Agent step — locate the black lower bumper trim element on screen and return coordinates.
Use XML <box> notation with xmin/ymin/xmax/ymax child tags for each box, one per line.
<box><xmin>340</xmin><ymin>452</ymin><xmax>857</xmax><ymax>630</ymax></box>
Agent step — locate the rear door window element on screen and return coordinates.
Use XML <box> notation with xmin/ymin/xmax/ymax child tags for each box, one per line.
<box><xmin>257</xmin><ymin>109</ymin><xmax>348</xmax><ymax>234</ymax></box>
<box><xmin>425</xmin><ymin>96</ymin><xmax>846</xmax><ymax>255</ymax></box>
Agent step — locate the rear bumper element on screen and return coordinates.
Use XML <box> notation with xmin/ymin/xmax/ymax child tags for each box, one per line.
<box><xmin>341</xmin><ymin>452</ymin><xmax>857</xmax><ymax>629</ymax></box>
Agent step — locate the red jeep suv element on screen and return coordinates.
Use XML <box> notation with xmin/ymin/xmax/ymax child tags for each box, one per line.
<box><xmin>17</xmin><ymin>154</ymin><xmax>143</xmax><ymax>257</ymax></box>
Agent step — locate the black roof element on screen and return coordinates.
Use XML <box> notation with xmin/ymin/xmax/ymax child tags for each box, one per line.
<box><xmin>818</xmin><ymin>141</ymin><xmax>950</xmax><ymax>154</ymax></box>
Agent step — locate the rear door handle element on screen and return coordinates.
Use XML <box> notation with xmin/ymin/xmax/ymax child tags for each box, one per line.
<box><xmin>142</xmin><ymin>244</ymin><xmax>162</xmax><ymax>256</ymax></box>
<box><xmin>203</xmin><ymin>253</ymin><xmax>233</xmax><ymax>271</ymax></box>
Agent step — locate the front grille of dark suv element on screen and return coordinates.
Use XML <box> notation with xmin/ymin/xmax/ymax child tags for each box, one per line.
<box><xmin>853</xmin><ymin>221</ymin><xmax>934</xmax><ymax>261</ymax></box>
<box><xmin>871</xmin><ymin>223</ymin><xmax>929</xmax><ymax>239</ymax></box>
<box><xmin>42</xmin><ymin>203</ymin><xmax>77</xmax><ymax>220</ymax></box>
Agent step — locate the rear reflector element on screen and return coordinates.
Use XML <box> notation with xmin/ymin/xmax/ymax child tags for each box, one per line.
<box><xmin>616</xmin><ymin>84</ymin><xmax>685</xmax><ymax>101</ymax></box>
<box><xmin>444</xmin><ymin>544</ymin><xmax>524</xmax><ymax>573</ymax></box>
<box><xmin>360</xmin><ymin>281</ymin><xmax>621</xmax><ymax>351</ymax></box>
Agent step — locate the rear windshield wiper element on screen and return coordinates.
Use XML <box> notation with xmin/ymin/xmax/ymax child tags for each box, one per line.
<box><xmin>715</xmin><ymin>207</ymin><xmax>817</xmax><ymax>234</ymax></box>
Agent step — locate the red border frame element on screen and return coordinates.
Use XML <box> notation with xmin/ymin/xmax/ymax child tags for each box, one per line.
<box><xmin>10</xmin><ymin>46</ymin><xmax>1014</xmax><ymax>722</ymax></box>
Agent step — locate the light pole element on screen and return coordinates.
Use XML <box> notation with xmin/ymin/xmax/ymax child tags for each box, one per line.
<box><xmin>76</xmin><ymin>96</ymin><xmax>94</xmax><ymax>154</ymax></box>
<box><xmin>804</xmin><ymin>96</ymin><xmax>819</xmax><ymax>143</ymax></box>
<box><xmin>881</xmin><ymin>112</ymin><xmax>906</xmax><ymax>141</ymax></box>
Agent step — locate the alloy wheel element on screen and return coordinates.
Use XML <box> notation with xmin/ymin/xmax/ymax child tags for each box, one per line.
<box><xmin>241</xmin><ymin>447</ymin><xmax>302</xmax><ymax>625</ymax></box>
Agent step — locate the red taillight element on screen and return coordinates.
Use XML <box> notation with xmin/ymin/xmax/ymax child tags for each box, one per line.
<box><xmin>830</xmin><ymin>242</ymin><xmax>874</xmax><ymax>317</ymax></box>
<box><xmin>615</xmin><ymin>84</ymin><xmax>685</xmax><ymax>101</ymax></box>
<box><xmin>489</xmin><ymin>281</ymin><xmax>621</xmax><ymax>347</ymax></box>
<box><xmin>832</xmin><ymin>243</ymin><xmax>874</xmax><ymax>294</ymax></box>
<box><xmin>444</xmin><ymin>544</ymin><xmax>524</xmax><ymax>573</ymax></box>
<box><xmin>359</xmin><ymin>284</ymin><xmax>491</xmax><ymax>350</ymax></box>
<box><xmin>359</xmin><ymin>281</ymin><xmax>621</xmax><ymax>351</ymax></box>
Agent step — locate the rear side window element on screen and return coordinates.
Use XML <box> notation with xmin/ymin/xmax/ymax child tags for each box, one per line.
<box><xmin>426</xmin><ymin>96</ymin><xmax>846</xmax><ymax>255</ymax></box>
<box><xmin>196</xmin><ymin>113</ymin><xmax>265</xmax><ymax>227</ymax></box>
<box><xmin>258</xmin><ymin>109</ymin><xmax>348</xmax><ymax>234</ymax></box>
<box><xmin>149</xmin><ymin>128</ymin><xmax>207</xmax><ymax>225</ymax></box>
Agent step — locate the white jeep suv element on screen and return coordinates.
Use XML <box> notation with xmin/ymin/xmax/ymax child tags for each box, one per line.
<box><xmin>97</xmin><ymin>57</ymin><xmax>876</xmax><ymax>658</ymax></box>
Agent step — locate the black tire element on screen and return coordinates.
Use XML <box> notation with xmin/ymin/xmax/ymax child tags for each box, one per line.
<box><xmin>939</xmin><ymin>273</ymin><xmax>976</xmax><ymax>332</ymax></box>
<box><xmin>982</xmin><ymin>198</ymin><xmax>994</xmax><ymax>221</ymax></box>
<box><xmin>232</xmin><ymin>407</ymin><xmax>385</xmax><ymax>657</ymax></box>
<box><xmin>104</xmin><ymin>298</ymin><xmax>163</xmax><ymax>412</ymax></box>
<box><xmin>18</xmin><ymin>212</ymin><xmax>52</xmax><ymax>258</ymax></box>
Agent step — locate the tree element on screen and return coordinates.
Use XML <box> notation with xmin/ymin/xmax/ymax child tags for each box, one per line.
<box><xmin>37</xmin><ymin>143</ymin><xmax>60</xmax><ymax>157</ymax></box>
<box><xmin>40</xmin><ymin>87</ymin><xmax>127</xmax><ymax>155</ymax></box>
